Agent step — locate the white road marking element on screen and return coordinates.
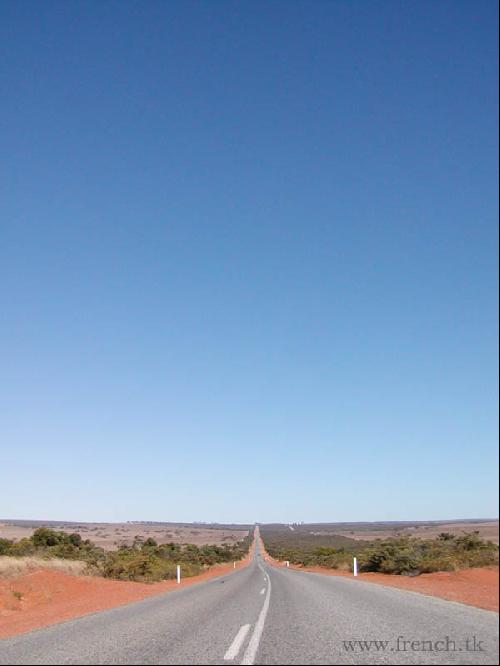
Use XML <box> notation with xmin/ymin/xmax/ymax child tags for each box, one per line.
<box><xmin>224</xmin><ymin>624</ymin><xmax>251</xmax><ymax>661</ymax></box>
<box><xmin>260</xmin><ymin>587</ymin><xmax>265</xmax><ymax>595</ymax></box>
<box><xmin>241</xmin><ymin>561</ymin><xmax>271</xmax><ymax>665</ymax></box>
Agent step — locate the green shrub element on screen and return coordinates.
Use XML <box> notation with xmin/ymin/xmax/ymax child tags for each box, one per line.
<box><xmin>8</xmin><ymin>538</ymin><xmax>36</xmax><ymax>557</ymax></box>
<box><xmin>103</xmin><ymin>551</ymin><xmax>184</xmax><ymax>582</ymax></box>
<box><xmin>359</xmin><ymin>534</ymin><xmax>498</xmax><ymax>575</ymax></box>
<box><xmin>261</xmin><ymin>527</ymin><xmax>498</xmax><ymax>576</ymax></box>
<box><xmin>32</xmin><ymin>528</ymin><xmax>63</xmax><ymax>548</ymax></box>
<box><xmin>0</xmin><ymin>538</ymin><xmax>12</xmax><ymax>555</ymax></box>
<box><xmin>0</xmin><ymin>527</ymin><xmax>253</xmax><ymax>584</ymax></box>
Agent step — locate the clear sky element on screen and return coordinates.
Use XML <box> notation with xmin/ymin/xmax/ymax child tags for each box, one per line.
<box><xmin>1</xmin><ymin>1</ymin><xmax>498</xmax><ymax>524</ymax></box>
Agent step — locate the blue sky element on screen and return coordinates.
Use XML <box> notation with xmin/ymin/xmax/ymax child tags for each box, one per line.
<box><xmin>1</xmin><ymin>1</ymin><xmax>498</xmax><ymax>523</ymax></box>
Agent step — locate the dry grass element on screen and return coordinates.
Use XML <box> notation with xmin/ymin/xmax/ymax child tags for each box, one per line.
<box><xmin>0</xmin><ymin>557</ymin><xmax>87</xmax><ymax>579</ymax></box>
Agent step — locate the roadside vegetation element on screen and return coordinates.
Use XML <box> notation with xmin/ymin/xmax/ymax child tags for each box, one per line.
<box><xmin>260</xmin><ymin>526</ymin><xmax>498</xmax><ymax>576</ymax></box>
<box><xmin>0</xmin><ymin>527</ymin><xmax>253</xmax><ymax>583</ymax></box>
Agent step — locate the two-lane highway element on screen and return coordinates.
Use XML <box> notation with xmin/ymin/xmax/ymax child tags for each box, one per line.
<box><xmin>0</xmin><ymin>530</ymin><xmax>498</xmax><ymax>664</ymax></box>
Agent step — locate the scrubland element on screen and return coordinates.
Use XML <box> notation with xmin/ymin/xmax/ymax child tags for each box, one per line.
<box><xmin>0</xmin><ymin>527</ymin><xmax>253</xmax><ymax>583</ymax></box>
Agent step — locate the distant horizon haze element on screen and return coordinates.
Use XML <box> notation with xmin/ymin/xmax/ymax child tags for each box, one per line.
<box><xmin>2</xmin><ymin>515</ymin><xmax>499</xmax><ymax>526</ymax></box>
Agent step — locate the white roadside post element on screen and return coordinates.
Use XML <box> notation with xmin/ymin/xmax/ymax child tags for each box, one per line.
<box><xmin>353</xmin><ymin>557</ymin><xmax>358</xmax><ymax>577</ymax></box>
<box><xmin>234</xmin><ymin>561</ymin><xmax>236</xmax><ymax>569</ymax></box>
<box><xmin>176</xmin><ymin>565</ymin><xmax>181</xmax><ymax>584</ymax></box>
<box><xmin>285</xmin><ymin>561</ymin><xmax>289</xmax><ymax>568</ymax></box>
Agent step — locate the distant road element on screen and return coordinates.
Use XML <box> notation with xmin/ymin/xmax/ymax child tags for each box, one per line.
<box><xmin>1</xmin><ymin>529</ymin><xmax>498</xmax><ymax>665</ymax></box>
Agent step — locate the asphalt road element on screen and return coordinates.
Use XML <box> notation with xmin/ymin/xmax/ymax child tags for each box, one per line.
<box><xmin>0</xmin><ymin>530</ymin><xmax>498</xmax><ymax>665</ymax></box>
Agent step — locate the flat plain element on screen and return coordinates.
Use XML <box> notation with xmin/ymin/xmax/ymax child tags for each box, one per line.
<box><xmin>283</xmin><ymin>519</ymin><xmax>499</xmax><ymax>543</ymax></box>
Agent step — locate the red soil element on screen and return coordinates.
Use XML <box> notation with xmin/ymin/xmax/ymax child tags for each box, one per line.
<box><xmin>260</xmin><ymin>540</ymin><xmax>499</xmax><ymax>612</ymax></box>
<box><xmin>2</xmin><ymin>537</ymin><xmax>496</xmax><ymax>642</ymax></box>
<box><xmin>0</xmin><ymin>546</ymin><xmax>254</xmax><ymax>640</ymax></box>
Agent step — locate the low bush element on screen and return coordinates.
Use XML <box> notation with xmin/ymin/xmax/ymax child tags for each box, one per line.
<box><xmin>102</xmin><ymin>551</ymin><xmax>184</xmax><ymax>582</ymax></box>
<box><xmin>357</xmin><ymin>532</ymin><xmax>498</xmax><ymax>575</ymax></box>
<box><xmin>261</xmin><ymin>528</ymin><xmax>498</xmax><ymax>576</ymax></box>
<box><xmin>0</xmin><ymin>527</ymin><xmax>254</xmax><ymax>584</ymax></box>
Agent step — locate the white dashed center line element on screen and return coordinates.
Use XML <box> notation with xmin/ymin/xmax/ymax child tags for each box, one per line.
<box><xmin>240</xmin><ymin>561</ymin><xmax>271</xmax><ymax>665</ymax></box>
<box><xmin>224</xmin><ymin>624</ymin><xmax>251</xmax><ymax>661</ymax></box>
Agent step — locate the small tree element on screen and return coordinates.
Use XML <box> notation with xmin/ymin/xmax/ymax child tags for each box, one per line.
<box><xmin>32</xmin><ymin>528</ymin><xmax>61</xmax><ymax>547</ymax></box>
